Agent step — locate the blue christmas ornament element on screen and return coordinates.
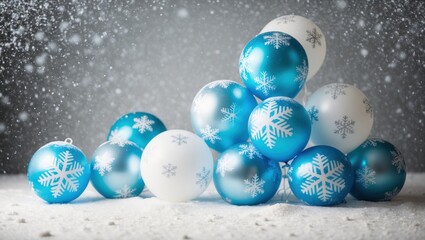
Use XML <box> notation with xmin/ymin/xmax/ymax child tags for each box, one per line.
<box><xmin>191</xmin><ymin>80</ymin><xmax>257</xmax><ymax>152</ymax></box>
<box><xmin>348</xmin><ymin>138</ymin><xmax>406</xmax><ymax>201</ymax></box>
<box><xmin>288</xmin><ymin>145</ymin><xmax>354</xmax><ymax>206</ymax></box>
<box><xmin>27</xmin><ymin>138</ymin><xmax>91</xmax><ymax>203</ymax></box>
<box><xmin>213</xmin><ymin>142</ymin><xmax>281</xmax><ymax>205</ymax></box>
<box><xmin>248</xmin><ymin>96</ymin><xmax>311</xmax><ymax>162</ymax></box>
<box><xmin>90</xmin><ymin>140</ymin><xmax>144</xmax><ymax>199</ymax></box>
<box><xmin>239</xmin><ymin>31</ymin><xmax>308</xmax><ymax>100</ymax></box>
<box><xmin>107</xmin><ymin>112</ymin><xmax>166</xmax><ymax>149</ymax></box>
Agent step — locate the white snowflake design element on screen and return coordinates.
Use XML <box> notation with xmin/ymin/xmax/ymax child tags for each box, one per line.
<box><xmin>162</xmin><ymin>163</ymin><xmax>177</xmax><ymax>178</ymax></box>
<box><xmin>200</xmin><ymin>125</ymin><xmax>221</xmax><ymax>144</ymax></box>
<box><xmin>308</xmin><ymin>106</ymin><xmax>319</xmax><ymax>124</ymax></box>
<box><xmin>216</xmin><ymin>154</ymin><xmax>236</xmax><ymax>177</ymax></box>
<box><xmin>391</xmin><ymin>150</ymin><xmax>406</xmax><ymax>173</ymax></box>
<box><xmin>195</xmin><ymin>167</ymin><xmax>210</xmax><ymax>189</ymax></box>
<box><xmin>238</xmin><ymin>143</ymin><xmax>263</xmax><ymax>159</ymax></box>
<box><xmin>208</xmin><ymin>80</ymin><xmax>233</xmax><ymax>89</ymax></box>
<box><xmin>298</xmin><ymin>153</ymin><xmax>346</xmax><ymax>202</ymax></box>
<box><xmin>221</xmin><ymin>103</ymin><xmax>239</xmax><ymax>126</ymax></box>
<box><xmin>383</xmin><ymin>187</ymin><xmax>401</xmax><ymax>201</ymax></box>
<box><xmin>244</xmin><ymin>174</ymin><xmax>266</xmax><ymax>198</ymax></box>
<box><xmin>254</xmin><ymin>71</ymin><xmax>276</xmax><ymax>97</ymax></box>
<box><xmin>108</xmin><ymin>129</ymin><xmax>133</xmax><ymax>147</ymax></box>
<box><xmin>263</xmin><ymin>32</ymin><xmax>290</xmax><ymax>49</ymax></box>
<box><xmin>356</xmin><ymin>166</ymin><xmax>376</xmax><ymax>189</ymax></box>
<box><xmin>295</xmin><ymin>60</ymin><xmax>308</xmax><ymax>89</ymax></box>
<box><xmin>239</xmin><ymin>46</ymin><xmax>253</xmax><ymax>80</ymax></box>
<box><xmin>325</xmin><ymin>83</ymin><xmax>349</xmax><ymax>100</ymax></box>
<box><xmin>132</xmin><ymin>115</ymin><xmax>155</xmax><ymax>134</ymax></box>
<box><xmin>93</xmin><ymin>152</ymin><xmax>115</xmax><ymax>176</ymax></box>
<box><xmin>192</xmin><ymin>93</ymin><xmax>207</xmax><ymax>113</ymax></box>
<box><xmin>37</xmin><ymin>151</ymin><xmax>84</xmax><ymax>198</ymax></box>
<box><xmin>114</xmin><ymin>184</ymin><xmax>137</xmax><ymax>198</ymax></box>
<box><xmin>305</xmin><ymin>28</ymin><xmax>322</xmax><ymax>48</ymax></box>
<box><xmin>171</xmin><ymin>134</ymin><xmax>188</xmax><ymax>145</ymax></box>
<box><xmin>361</xmin><ymin>138</ymin><xmax>385</xmax><ymax>148</ymax></box>
<box><xmin>363</xmin><ymin>98</ymin><xmax>373</xmax><ymax>118</ymax></box>
<box><xmin>250</xmin><ymin>100</ymin><xmax>293</xmax><ymax>149</ymax></box>
<box><xmin>334</xmin><ymin>115</ymin><xmax>355</xmax><ymax>139</ymax></box>
<box><xmin>275</xmin><ymin>15</ymin><xmax>295</xmax><ymax>24</ymax></box>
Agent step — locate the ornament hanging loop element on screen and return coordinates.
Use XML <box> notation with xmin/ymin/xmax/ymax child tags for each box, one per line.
<box><xmin>64</xmin><ymin>138</ymin><xmax>73</xmax><ymax>145</ymax></box>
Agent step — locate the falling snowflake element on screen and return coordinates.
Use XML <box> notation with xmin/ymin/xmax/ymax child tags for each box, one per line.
<box><xmin>356</xmin><ymin>166</ymin><xmax>376</xmax><ymax>188</ymax></box>
<box><xmin>114</xmin><ymin>184</ymin><xmax>137</xmax><ymax>198</ymax></box>
<box><xmin>239</xmin><ymin>46</ymin><xmax>253</xmax><ymax>80</ymax></box>
<box><xmin>195</xmin><ymin>167</ymin><xmax>210</xmax><ymax>189</ymax></box>
<box><xmin>93</xmin><ymin>152</ymin><xmax>115</xmax><ymax>176</ymax></box>
<box><xmin>254</xmin><ymin>71</ymin><xmax>276</xmax><ymax>97</ymax></box>
<box><xmin>263</xmin><ymin>32</ymin><xmax>290</xmax><ymax>49</ymax></box>
<box><xmin>244</xmin><ymin>174</ymin><xmax>265</xmax><ymax>198</ymax></box>
<box><xmin>132</xmin><ymin>116</ymin><xmax>155</xmax><ymax>134</ymax></box>
<box><xmin>208</xmin><ymin>80</ymin><xmax>233</xmax><ymax>89</ymax></box>
<box><xmin>200</xmin><ymin>125</ymin><xmax>221</xmax><ymax>144</ymax></box>
<box><xmin>325</xmin><ymin>84</ymin><xmax>349</xmax><ymax>100</ymax></box>
<box><xmin>391</xmin><ymin>150</ymin><xmax>405</xmax><ymax>173</ymax></box>
<box><xmin>192</xmin><ymin>93</ymin><xmax>207</xmax><ymax>113</ymax></box>
<box><xmin>305</xmin><ymin>28</ymin><xmax>322</xmax><ymax>48</ymax></box>
<box><xmin>275</xmin><ymin>15</ymin><xmax>295</xmax><ymax>24</ymax></box>
<box><xmin>361</xmin><ymin>138</ymin><xmax>385</xmax><ymax>148</ymax></box>
<box><xmin>295</xmin><ymin>60</ymin><xmax>308</xmax><ymax>89</ymax></box>
<box><xmin>221</xmin><ymin>103</ymin><xmax>239</xmax><ymax>125</ymax></box>
<box><xmin>363</xmin><ymin>98</ymin><xmax>373</xmax><ymax>118</ymax></box>
<box><xmin>216</xmin><ymin>154</ymin><xmax>236</xmax><ymax>177</ymax></box>
<box><xmin>298</xmin><ymin>153</ymin><xmax>346</xmax><ymax>202</ymax></box>
<box><xmin>383</xmin><ymin>187</ymin><xmax>401</xmax><ymax>201</ymax></box>
<box><xmin>109</xmin><ymin>129</ymin><xmax>132</xmax><ymax>147</ymax></box>
<box><xmin>250</xmin><ymin>100</ymin><xmax>293</xmax><ymax>149</ymax></box>
<box><xmin>238</xmin><ymin>143</ymin><xmax>263</xmax><ymax>159</ymax></box>
<box><xmin>334</xmin><ymin>115</ymin><xmax>355</xmax><ymax>139</ymax></box>
<box><xmin>162</xmin><ymin>163</ymin><xmax>177</xmax><ymax>178</ymax></box>
<box><xmin>171</xmin><ymin>134</ymin><xmax>188</xmax><ymax>145</ymax></box>
<box><xmin>37</xmin><ymin>151</ymin><xmax>84</xmax><ymax>198</ymax></box>
<box><xmin>308</xmin><ymin>106</ymin><xmax>319</xmax><ymax>124</ymax></box>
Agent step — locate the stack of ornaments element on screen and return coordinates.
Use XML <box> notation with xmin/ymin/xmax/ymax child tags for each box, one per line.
<box><xmin>27</xmin><ymin>15</ymin><xmax>406</xmax><ymax>207</ymax></box>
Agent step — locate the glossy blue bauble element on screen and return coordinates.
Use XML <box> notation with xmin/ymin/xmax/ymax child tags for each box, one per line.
<box><xmin>239</xmin><ymin>31</ymin><xmax>308</xmax><ymax>100</ymax></box>
<box><xmin>27</xmin><ymin>139</ymin><xmax>91</xmax><ymax>203</ymax></box>
<box><xmin>248</xmin><ymin>96</ymin><xmax>311</xmax><ymax>162</ymax></box>
<box><xmin>213</xmin><ymin>142</ymin><xmax>281</xmax><ymax>205</ymax></box>
<box><xmin>288</xmin><ymin>146</ymin><xmax>354</xmax><ymax>206</ymax></box>
<box><xmin>107</xmin><ymin>112</ymin><xmax>166</xmax><ymax>150</ymax></box>
<box><xmin>348</xmin><ymin>138</ymin><xmax>406</xmax><ymax>201</ymax></box>
<box><xmin>90</xmin><ymin>140</ymin><xmax>144</xmax><ymax>198</ymax></box>
<box><xmin>191</xmin><ymin>80</ymin><xmax>257</xmax><ymax>152</ymax></box>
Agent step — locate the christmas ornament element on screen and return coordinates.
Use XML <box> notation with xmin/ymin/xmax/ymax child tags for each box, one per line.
<box><xmin>213</xmin><ymin>142</ymin><xmax>281</xmax><ymax>205</ymax></box>
<box><xmin>27</xmin><ymin>138</ymin><xmax>91</xmax><ymax>203</ymax></box>
<box><xmin>191</xmin><ymin>80</ymin><xmax>257</xmax><ymax>152</ymax></box>
<box><xmin>348</xmin><ymin>138</ymin><xmax>406</xmax><ymax>201</ymax></box>
<box><xmin>107</xmin><ymin>112</ymin><xmax>166</xmax><ymax>149</ymax></box>
<box><xmin>239</xmin><ymin>31</ymin><xmax>308</xmax><ymax>100</ymax></box>
<box><xmin>90</xmin><ymin>140</ymin><xmax>144</xmax><ymax>199</ymax></box>
<box><xmin>248</xmin><ymin>96</ymin><xmax>311</xmax><ymax>162</ymax></box>
<box><xmin>306</xmin><ymin>83</ymin><xmax>374</xmax><ymax>154</ymax></box>
<box><xmin>140</xmin><ymin>129</ymin><xmax>213</xmax><ymax>202</ymax></box>
<box><xmin>261</xmin><ymin>15</ymin><xmax>326</xmax><ymax>81</ymax></box>
<box><xmin>288</xmin><ymin>145</ymin><xmax>354</xmax><ymax>206</ymax></box>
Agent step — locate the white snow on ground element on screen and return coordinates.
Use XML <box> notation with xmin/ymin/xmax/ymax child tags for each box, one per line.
<box><xmin>0</xmin><ymin>174</ymin><xmax>424</xmax><ymax>240</ymax></box>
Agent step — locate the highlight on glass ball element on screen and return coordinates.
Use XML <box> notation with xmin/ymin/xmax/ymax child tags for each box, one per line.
<box><xmin>107</xmin><ymin>112</ymin><xmax>167</xmax><ymax>149</ymax></box>
<box><xmin>348</xmin><ymin>138</ymin><xmax>406</xmax><ymax>201</ymax></box>
<box><xmin>306</xmin><ymin>83</ymin><xmax>374</xmax><ymax>154</ymax></box>
<box><xmin>27</xmin><ymin>138</ymin><xmax>91</xmax><ymax>203</ymax></box>
<box><xmin>288</xmin><ymin>145</ymin><xmax>354</xmax><ymax>206</ymax></box>
<box><xmin>140</xmin><ymin>129</ymin><xmax>214</xmax><ymax>202</ymax></box>
<box><xmin>190</xmin><ymin>80</ymin><xmax>257</xmax><ymax>152</ymax></box>
<box><xmin>239</xmin><ymin>31</ymin><xmax>308</xmax><ymax>100</ymax></box>
<box><xmin>261</xmin><ymin>15</ymin><xmax>326</xmax><ymax>81</ymax></box>
<box><xmin>213</xmin><ymin>142</ymin><xmax>281</xmax><ymax>205</ymax></box>
<box><xmin>248</xmin><ymin>96</ymin><xmax>311</xmax><ymax>162</ymax></box>
<box><xmin>90</xmin><ymin>140</ymin><xmax>144</xmax><ymax>199</ymax></box>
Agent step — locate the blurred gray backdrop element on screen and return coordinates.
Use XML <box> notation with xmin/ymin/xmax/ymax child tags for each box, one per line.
<box><xmin>0</xmin><ymin>0</ymin><xmax>424</xmax><ymax>173</ymax></box>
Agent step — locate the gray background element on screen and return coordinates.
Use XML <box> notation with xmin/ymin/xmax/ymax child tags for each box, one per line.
<box><xmin>0</xmin><ymin>0</ymin><xmax>424</xmax><ymax>173</ymax></box>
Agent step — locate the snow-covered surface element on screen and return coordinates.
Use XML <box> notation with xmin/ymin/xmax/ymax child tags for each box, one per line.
<box><xmin>1</xmin><ymin>174</ymin><xmax>424</xmax><ymax>240</ymax></box>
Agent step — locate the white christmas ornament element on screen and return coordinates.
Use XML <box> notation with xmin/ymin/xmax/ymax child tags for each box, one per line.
<box><xmin>140</xmin><ymin>129</ymin><xmax>214</xmax><ymax>202</ymax></box>
<box><xmin>261</xmin><ymin>15</ymin><xmax>326</xmax><ymax>81</ymax></box>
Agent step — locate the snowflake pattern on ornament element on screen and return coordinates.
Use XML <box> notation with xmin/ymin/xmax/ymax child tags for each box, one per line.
<box><xmin>221</xmin><ymin>103</ymin><xmax>239</xmax><ymax>126</ymax></box>
<box><xmin>295</xmin><ymin>60</ymin><xmax>308</xmax><ymax>89</ymax></box>
<box><xmin>356</xmin><ymin>166</ymin><xmax>376</xmax><ymax>188</ymax></box>
<box><xmin>275</xmin><ymin>15</ymin><xmax>296</xmax><ymax>24</ymax></box>
<box><xmin>254</xmin><ymin>71</ymin><xmax>276</xmax><ymax>97</ymax></box>
<box><xmin>391</xmin><ymin>150</ymin><xmax>405</xmax><ymax>173</ymax></box>
<box><xmin>238</xmin><ymin>143</ymin><xmax>263</xmax><ymax>159</ymax></box>
<box><xmin>114</xmin><ymin>184</ymin><xmax>137</xmax><ymax>198</ymax></box>
<box><xmin>363</xmin><ymin>98</ymin><xmax>373</xmax><ymax>118</ymax></box>
<box><xmin>244</xmin><ymin>174</ymin><xmax>265</xmax><ymax>198</ymax></box>
<box><xmin>171</xmin><ymin>134</ymin><xmax>188</xmax><ymax>146</ymax></box>
<box><xmin>195</xmin><ymin>167</ymin><xmax>210</xmax><ymax>189</ymax></box>
<box><xmin>109</xmin><ymin>129</ymin><xmax>133</xmax><ymax>147</ymax></box>
<box><xmin>132</xmin><ymin>116</ymin><xmax>154</xmax><ymax>134</ymax></box>
<box><xmin>93</xmin><ymin>152</ymin><xmax>115</xmax><ymax>176</ymax></box>
<box><xmin>208</xmin><ymin>80</ymin><xmax>233</xmax><ymax>89</ymax></box>
<box><xmin>192</xmin><ymin>93</ymin><xmax>207</xmax><ymax>113</ymax></box>
<box><xmin>325</xmin><ymin>84</ymin><xmax>349</xmax><ymax>100</ymax></box>
<box><xmin>383</xmin><ymin>187</ymin><xmax>401</xmax><ymax>201</ymax></box>
<box><xmin>308</xmin><ymin>106</ymin><xmax>319</xmax><ymax>124</ymax></box>
<box><xmin>263</xmin><ymin>32</ymin><xmax>290</xmax><ymax>49</ymax></box>
<box><xmin>200</xmin><ymin>125</ymin><xmax>221</xmax><ymax>144</ymax></box>
<box><xmin>239</xmin><ymin>46</ymin><xmax>253</xmax><ymax>80</ymax></box>
<box><xmin>216</xmin><ymin>154</ymin><xmax>236</xmax><ymax>177</ymax></box>
<box><xmin>361</xmin><ymin>138</ymin><xmax>385</xmax><ymax>148</ymax></box>
<box><xmin>37</xmin><ymin>151</ymin><xmax>84</xmax><ymax>198</ymax></box>
<box><xmin>305</xmin><ymin>28</ymin><xmax>322</xmax><ymax>48</ymax></box>
<box><xmin>162</xmin><ymin>163</ymin><xmax>177</xmax><ymax>178</ymax></box>
<box><xmin>334</xmin><ymin>115</ymin><xmax>355</xmax><ymax>139</ymax></box>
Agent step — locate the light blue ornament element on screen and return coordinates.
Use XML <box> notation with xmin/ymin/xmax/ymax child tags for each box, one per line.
<box><xmin>27</xmin><ymin>138</ymin><xmax>91</xmax><ymax>203</ymax></box>
<box><xmin>191</xmin><ymin>80</ymin><xmax>257</xmax><ymax>152</ymax></box>
<box><xmin>288</xmin><ymin>145</ymin><xmax>354</xmax><ymax>206</ymax></box>
<box><xmin>248</xmin><ymin>96</ymin><xmax>311</xmax><ymax>162</ymax></box>
<box><xmin>107</xmin><ymin>112</ymin><xmax>166</xmax><ymax>150</ymax></box>
<box><xmin>213</xmin><ymin>142</ymin><xmax>281</xmax><ymax>205</ymax></box>
<box><xmin>239</xmin><ymin>31</ymin><xmax>308</xmax><ymax>100</ymax></box>
<box><xmin>348</xmin><ymin>138</ymin><xmax>406</xmax><ymax>201</ymax></box>
<box><xmin>90</xmin><ymin>140</ymin><xmax>144</xmax><ymax>199</ymax></box>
